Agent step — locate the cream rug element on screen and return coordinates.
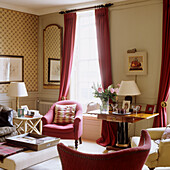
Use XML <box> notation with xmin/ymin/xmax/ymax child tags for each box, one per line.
<box><xmin>0</xmin><ymin>139</ymin><xmax>149</xmax><ymax>170</ymax></box>
<box><xmin>24</xmin><ymin>139</ymin><xmax>106</xmax><ymax>170</ymax></box>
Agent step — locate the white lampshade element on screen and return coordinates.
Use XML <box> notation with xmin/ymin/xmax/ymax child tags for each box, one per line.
<box><xmin>118</xmin><ymin>80</ymin><xmax>141</xmax><ymax>96</ymax></box>
<box><xmin>7</xmin><ymin>82</ymin><xmax>28</xmax><ymax>97</ymax></box>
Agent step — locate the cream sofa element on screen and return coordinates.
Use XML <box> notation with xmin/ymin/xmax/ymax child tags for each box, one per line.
<box><xmin>131</xmin><ymin>127</ymin><xmax>170</xmax><ymax>169</ymax></box>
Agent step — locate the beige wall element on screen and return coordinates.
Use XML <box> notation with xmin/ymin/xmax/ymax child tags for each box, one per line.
<box><xmin>109</xmin><ymin>0</ymin><xmax>163</xmax><ymax>135</ymax></box>
<box><xmin>38</xmin><ymin>13</ymin><xmax>64</xmax><ymax>103</ymax></box>
<box><xmin>110</xmin><ymin>0</ymin><xmax>162</xmax><ymax>106</ymax></box>
<box><xmin>0</xmin><ymin>0</ymin><xmax>163</xmax><ymax>138</ymax></box>
<box><xmin>37</xmin><ymin>0</ymin><xmax>163</xmax><ymax>137</ymax></box>
<box><xmin>38</xmin><ymin>0</ymin><xmax>162</xmax><ymax>106</ymax></box>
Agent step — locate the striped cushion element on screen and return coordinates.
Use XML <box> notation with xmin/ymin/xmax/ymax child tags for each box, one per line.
<box><xmin>53</xmin><ymin>104</ymin><xmax>76</xmax><ymax>124</ymax></box>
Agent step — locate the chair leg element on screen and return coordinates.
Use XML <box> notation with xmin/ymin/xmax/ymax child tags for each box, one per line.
<box><xmin>79</xmin><ymin>137</ymin><xmax>82</xmax><ymax>144</ymax></box>
<box><xmin>75</xmin><ymin>140</ymin><xmax>78</xmax><ymax>149</ymax></box>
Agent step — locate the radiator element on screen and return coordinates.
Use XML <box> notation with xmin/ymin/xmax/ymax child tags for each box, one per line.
<box><xmin>38</xmin><ymin>101</ymin><xmax>55</xmax><ymax>115</ymax></box>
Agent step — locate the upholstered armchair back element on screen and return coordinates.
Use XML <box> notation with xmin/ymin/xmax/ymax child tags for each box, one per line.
<box><xmin>42</xmin><ymin>100</ymin><xmax>82</xmax><ymax>125</ymax></box>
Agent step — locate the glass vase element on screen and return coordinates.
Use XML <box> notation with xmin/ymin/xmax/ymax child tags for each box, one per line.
<box><xmin>100</xmin><ymin>99</ymin><xmax>109</xmax><ymax>114</ymax></box>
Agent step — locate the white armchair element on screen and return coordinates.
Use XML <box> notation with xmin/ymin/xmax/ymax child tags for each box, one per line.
<box><xmin>131</xmin><ymin>127</ymin><xmax>170</xmax><ymax>169</ymax></box>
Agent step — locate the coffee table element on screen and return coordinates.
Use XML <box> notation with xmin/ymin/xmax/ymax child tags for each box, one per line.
<box><xmin>0</xmin><ymin>145</ymin><xmax>58</xmax><ymax>170</ymax></box>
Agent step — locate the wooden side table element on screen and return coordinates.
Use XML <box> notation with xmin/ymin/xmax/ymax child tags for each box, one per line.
<box><xmin>13</xmin><ymin>116</ymin><xmax>43</xmax><ymax>135</ymax></box>
<box><xmin>88</xmin><ymin>110</ymin><xmax>159</xmax><ymax>148</ymax></box>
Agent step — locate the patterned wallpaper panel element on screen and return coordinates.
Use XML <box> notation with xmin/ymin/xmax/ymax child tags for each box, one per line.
<box><xmin>0</xmin><ymin>8</ymin><xmax>38</xmax><ymax>93</ymax></box>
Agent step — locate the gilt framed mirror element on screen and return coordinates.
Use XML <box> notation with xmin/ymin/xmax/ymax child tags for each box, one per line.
<box><xmin>43</xmin><ymin>24</ymin><xmax>62</xmax><ymax>89</ymax></box>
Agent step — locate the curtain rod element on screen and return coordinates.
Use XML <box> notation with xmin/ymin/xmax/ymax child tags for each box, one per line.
<box><xmin>59</xmin><ymin>3</ymin><xmax>113</xmax><ymax>14</ymax></box>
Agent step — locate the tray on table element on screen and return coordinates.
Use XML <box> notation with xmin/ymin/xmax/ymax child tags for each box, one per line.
<box><xmin>6</xmin><ymin>133</ymin><xmax>60</xmax><ymax>151</ymax></box>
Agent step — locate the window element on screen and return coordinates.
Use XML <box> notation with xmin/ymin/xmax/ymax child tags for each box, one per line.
<box><xmin>70</xmin><ymin>10</ymin><xmax>101</xmax><ymax>112</ymax></box>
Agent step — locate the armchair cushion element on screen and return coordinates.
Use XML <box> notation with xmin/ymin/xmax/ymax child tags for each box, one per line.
<box><xmin>53</xmin><ymin>104</ymin><xmax>76</xmax><ymax>124</ymax></box>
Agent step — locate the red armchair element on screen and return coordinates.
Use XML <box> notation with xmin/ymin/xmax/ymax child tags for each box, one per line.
<box><xmin>42</xmin><ymin>100</ymin><xmax>83</xmax><ymax>149</ymax></box>
<box><xmin>57</xmin><ymin>130</ymin><xmax>151</xmax><ymax>170</ymax></box>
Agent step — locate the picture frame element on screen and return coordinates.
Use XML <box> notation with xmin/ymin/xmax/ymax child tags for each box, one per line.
<box><xmin>48</xmin><ymin>58</ymin><xmax>60</xmax><ymax>83</ymax></box>
<box><xmin>18</xmin><ymin>109</ymin><xmax>24</xmax><ymax>117</ymax></box>
<box><xmin>0</xmin><ymin>55</ymin><xmax>24</xmax><ymax>84</ymax></box>
<box><xmin>126</xmin><ymin>51</ymin><xmax>147</xmax><ymax>75</ymax></box>
<box><xmin>21</xmin><ymin>105</ymin><xmax>29</xmax><ymax>114</ymax></box>
<box><xmin>145</xmin><ymin>104</ymin><xmax>155</xmax><ymax>114</ymax></box>
<box><xmin>122</xmin><ymin>100</ymin><xmax>131</xmax><ymax>112</ymax></box>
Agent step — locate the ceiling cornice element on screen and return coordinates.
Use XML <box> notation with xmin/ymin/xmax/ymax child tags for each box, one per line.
<box><xmin>0</xmin><ymin>1</ymin><xmax>114</xmax><ymax>15</ymax></box>
<box><xmin>0</xmin><ymin>2</ymin><xmax>38</xmax><ymax>15</ymax></box>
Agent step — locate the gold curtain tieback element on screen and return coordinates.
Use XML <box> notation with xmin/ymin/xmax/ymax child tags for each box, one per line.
<box><xmin>61</xmin><ymin>96</ymin><xmax>66</xmax><ymax>100</ymax></box>
<box><xmin>161</xmin><ymin>101</ymin><xmax>167</xmax><ymax>108</ymax></box>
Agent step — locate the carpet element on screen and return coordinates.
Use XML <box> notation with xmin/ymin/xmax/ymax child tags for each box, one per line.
<box><xmin>25</xmin><ymin>139</ymin><xmax>106</xmax><ymax>170</ymax></box>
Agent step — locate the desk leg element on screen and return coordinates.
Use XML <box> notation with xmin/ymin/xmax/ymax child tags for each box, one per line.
<box><xmin>116</xmin><ymin>122</ymin><xmax>129</xmax><ymax>148</ymax></box>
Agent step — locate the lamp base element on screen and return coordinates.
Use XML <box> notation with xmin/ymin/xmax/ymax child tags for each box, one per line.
<box><xmin>125</xmin><ymin>96</ymin><xmax>132</xmax><ymax>104</ymax></box>
<box><xmin>16</xmin><ymin>97</ymin><xmax>19</xmax><ymax>111</ymax></box>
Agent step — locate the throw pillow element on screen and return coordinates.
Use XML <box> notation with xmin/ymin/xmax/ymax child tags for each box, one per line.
<box><xmin>0</xmin><ymin>110</ymin><xmax>13</xmax><ymax>127</ymax></box>
<box><xmin>161</xmin><ymin>125</ymin><xmax>170</xmax><ymax>140</ymax></box>
<box><xmin>53</xmin><ymin>104</ymin><xmax>76</xmax><ymax>124</ymax></box>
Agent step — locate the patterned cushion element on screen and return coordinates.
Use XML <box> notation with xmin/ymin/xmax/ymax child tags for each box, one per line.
<box><xmin>53</xmin><ymin>104</ymin><xmax>76</xmax><ymax>124</ymax></box>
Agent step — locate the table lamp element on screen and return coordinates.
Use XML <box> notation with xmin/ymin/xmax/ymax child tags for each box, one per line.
<box><xmin>118</xmin><ymin>80</ymin><xmax>141</xmax><ymax>104</ymax></box>
<box><xmin>7</xmin><ymin>82</ymin><xmax>28</xmax><ymax>111</ymax></box>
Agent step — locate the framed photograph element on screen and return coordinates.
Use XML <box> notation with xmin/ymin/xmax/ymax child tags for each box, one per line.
<box><xmin>126</xmin><ymin>51</ymin><xmax>147</xmax><ymax>75</ymax></box>
<box><xmin>145</xmin><ymin>104</ymin><xmax>155</xmax><ymax>114</ymax></box>
<box><xmin>18</xmin><ymin>109</ymin><xmax>24</xmax><ymax>117</ymax></box>
<box><xmin>122</xmin><ymin>100</ymin><xmax>131</xmax><ymax>112</ymax></box>
<box><xmin>21</xmin><ymin>105</ymin><xmax>29</xmax><ymax>114</ymax></box>
<box><xmin>48</xmin><ymin>58</ymin><xmax>60</xmax><ymax>82</ymax></box>
<box><xmin>0</xmin><ymin>55</ymin><xmax>23</xmax><ymax>84</ymax></box>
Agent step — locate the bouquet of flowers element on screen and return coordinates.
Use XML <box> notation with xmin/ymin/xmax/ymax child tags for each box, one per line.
<box><xmin>92</xmin><ymin>83</ymin><xmax>120</xmax><ymax>102</ymax></box>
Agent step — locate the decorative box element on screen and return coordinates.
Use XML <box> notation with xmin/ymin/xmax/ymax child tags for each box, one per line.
<box><xmin>6</xmin><ymin>133</ymin><xmax>60</xmax><ymax>151</ymax></box>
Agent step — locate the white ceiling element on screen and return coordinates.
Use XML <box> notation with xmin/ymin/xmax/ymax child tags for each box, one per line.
<box><xmin>0</xmin><ymin>0</ymin><xmax>127</xmax><ymax>15</ymax></box>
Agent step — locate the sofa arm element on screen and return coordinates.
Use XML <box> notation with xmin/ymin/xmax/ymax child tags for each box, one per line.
<box><xmin>157</xmin><ymin>139</ymin><xmax>170</xmax><ymax>166</ymax></box>
<box><xmin>146</xmin><ymin>128</ymin><xmax>166</xmax><ymax>140</ymax></box>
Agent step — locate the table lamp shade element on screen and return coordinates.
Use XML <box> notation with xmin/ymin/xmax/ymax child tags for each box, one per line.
<box><xmin>8</xmin><ymin>82</ymin><xmax>28</xmax><ymax>97</ymax></box>
<box><xmin>118</xmin><ymin>80</ymin><xmax>141</xmax><ymax>96</ymax></box>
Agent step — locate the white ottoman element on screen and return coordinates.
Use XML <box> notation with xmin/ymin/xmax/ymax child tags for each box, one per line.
<box><xmin>0</xmin><ymin>146</ymin><xmax>58</xmax><ymax>170</ymax></box>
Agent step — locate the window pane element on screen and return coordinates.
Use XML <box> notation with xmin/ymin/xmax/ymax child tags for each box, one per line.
<box><xmin>71</xmin><ymin>10</ymin><xmax>101</xmax><ymax>112</ymax></box>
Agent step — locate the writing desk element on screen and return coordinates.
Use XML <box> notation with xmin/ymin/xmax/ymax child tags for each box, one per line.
<box><xmin>88</xmin><ymin>110</ymin><xmax>159</xmax><ymax>148</ymax></box>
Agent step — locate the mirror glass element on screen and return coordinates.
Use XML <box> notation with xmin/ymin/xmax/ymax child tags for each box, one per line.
<box><xmin>43</xmin><ymin>24</ymin><xmax>62</xmax><ymax>89</ymax></box>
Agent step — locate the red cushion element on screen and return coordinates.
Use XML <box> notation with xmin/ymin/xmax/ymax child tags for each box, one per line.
<box><xmin>43</xmin><ymin>124</ymin><xmax>74</xmax><ymax>134</ymax></box>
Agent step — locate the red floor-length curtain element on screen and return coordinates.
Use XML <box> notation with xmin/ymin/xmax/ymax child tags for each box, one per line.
<box><xmin>95</xmin><ymin>7</ymin><xmax>117</xmax><ymax>146</ymax></box>
<box><xmin>153</xmin><ymin>0</ymin><xmax>170</xmax><ymax>127</ymax></box>
<box><xmin>58</xmin><ymin>13</ymin><xmax>76</xmax><ymax>101</ymax></box>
